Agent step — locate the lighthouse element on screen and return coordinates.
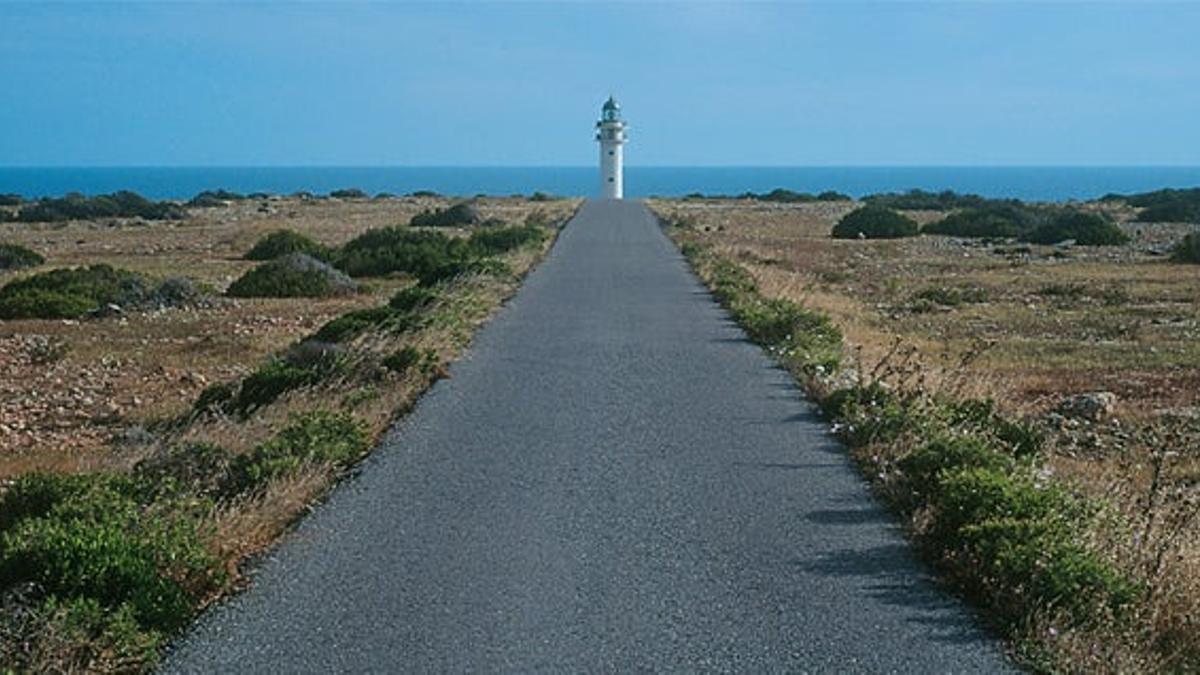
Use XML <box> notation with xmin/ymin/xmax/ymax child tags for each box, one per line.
<box><xmin>595</xmin><ymin>96</ymin><xmax>627</xmax><ymax>199</ymax></box>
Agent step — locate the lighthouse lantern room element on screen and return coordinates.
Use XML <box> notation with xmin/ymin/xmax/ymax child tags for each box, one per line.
<box><xmin>595</xmin><ymin>96</ymin><xmax>627</xmax><ymax>199</ymax></box>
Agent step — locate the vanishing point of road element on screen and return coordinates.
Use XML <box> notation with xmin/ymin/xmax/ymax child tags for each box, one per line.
<box><xmin>166</xmin><ymin>200</ymin><xmax>1011</xmax><ymax>672</ymax></box>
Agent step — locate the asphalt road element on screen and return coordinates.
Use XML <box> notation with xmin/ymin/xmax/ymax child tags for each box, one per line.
<box><xmin>165</xmin><ymin>200</ymin><xmax>1011</xmax><ymax>672</ymax></box>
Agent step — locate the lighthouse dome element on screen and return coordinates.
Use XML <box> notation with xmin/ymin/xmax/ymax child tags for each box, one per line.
<box><xmin>601</xmin><ymin>96</ymin><xmax>621</xmax><ymax>122</ymax></box>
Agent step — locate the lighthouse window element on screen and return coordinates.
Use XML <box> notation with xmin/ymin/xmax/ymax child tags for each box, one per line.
<box><xmin>608</xmin><ymin>177</ymin><xmax>614</xmax><ymax>182</ymax></box>
<box><xmin>608</xmin><ymin>151</ymin><xmax>614</xmax><ymax>156</ymax></box>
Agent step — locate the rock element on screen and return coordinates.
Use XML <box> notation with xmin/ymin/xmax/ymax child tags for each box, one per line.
<box><xmin>1057</xmin><ymin>391</ymin><xmax>1118</xmax><ymax>422</ymax></box>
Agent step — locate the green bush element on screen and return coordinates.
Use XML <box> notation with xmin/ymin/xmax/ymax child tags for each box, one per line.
<box><xmin>382</xmin><ymin>346</ymin><xmax>426</xmax><ymax>373</ymax></box>
<box><xmin>468</xmin><ymin>224</ymin><xmax>546</xmax><ymax>255</ymax></box>
<box><xmin>230</xmin><ymin>359</ymin><xmax>320</xmax><ymax>416</ymax></box>
<box><xmin>0</xmin><ymin>473</ymin><xmax>221</xmax><ymax>632</ymax></box>
<box><xmin>389</xmin><ymin>285</ymin><xmax>438</xmax><ymax>312</ymax></box>
<box><xmin>733</xmin><ymin>297</ymin><xmax>842</xmax><ymax>371</ymax></box>
<box><xmin>310</xmin><ymin>306</ymin><xmax>409</xmax><ymax>343</ymax></box>
<box><xmin>193</xmin><ymin>382</ymin><xmax>236</xmax><ymax>415</ymax></box>
<box><xmin>831</xmin><ymin>206</ymin><xmax>919</xmax><ymax>240</ymax></box>
<box><xmin>16</xmin><ymin>191</ymin><xmax>186</xmax><ymax>222</ymax></box>
<box><xmin>5</xmin><ymin>595</ymin><xmax>162</xmax><ymax>673</ymax></box>
<box><xmin>1022</xmin><ymin>211</ymin><xmax>1129</xmax><ymax>246</ymax></box>
<box><xmin>0</xmin><ymin>265</ymin><xmax>149</xmax><ymax>319</ymax></box>
<box><xmin>1171</xmin><ymin>232</ymin><xmax>1200</xmax><ymax>263</ymax></box>
<box><xmin>227</xmin><ymin>253</ymin><xmax>358</xmax><ymax>298</ymax></box>
<box><xmin>943</xmin><ymin>399</ymin><xmax>1043</xmax><ymax>458</ymax></box>
<box><xmin>0</xmin><ymin>193</ymin><xmax>22</xmax><ymax>206</ymax></box>
<box><xmin>243</xmin><ymin>230</ymin><xmax>331</xmax><ymax>261</ymax></box>
<box><xmin>922</xmin><ymin>204</ymin><xmax>1043</xmax><ymax>239</ymax></box>
<box><xmin>899</xmin><ymin>435</ymin><xmax>1014</xmax><ymax>490</ymax></box>
<box><xmin>187</xmin><ymin>190</ymin><xmax>244</xmax><ymax>207</ymax></box>
<box><xmin>931</xmin><ymin>467</ymin><xmax>1138</xmax><ymax>623</ymax></box>
<box><xmin>1138</xmin><ymin>202</ymin><xmax>1200</xmax><ymax>223</ymax></box>
<box><xmin>227</xmin><ymin>411</ymin><xmax>369</xmax><ymax>492</ymax></box>
<box><xmin>409</xmin><ymin>202</ymin><xmax>481</xmax><ymax>228</ymax></box>
<box><xmin>0</xmin><ymin>243</ymin><xmax>44</xmax><ymax>270</ymax></box>
<box><xmin>333</xmin><ymin>227</ymin><xmax>473</xmax><ymax>279</ymax></box>
<box><xmin>1105</xmin><ymin>187</ymin><xmax>1200</xmax><ymax>223</ymax></box>
<box><xmin>418</xmin><ymin>256</ymin><xmax>511</xmax><ymax>286</ymax></box>
<box><xmin>329</xmin><ymin>188</ymin><xmax>367</xmax><ymax>199</ymax></box>
<box><xmin>864</xmin><ymin>189</ymin><xmax>1001</xmax><ymax>211</ymax></box>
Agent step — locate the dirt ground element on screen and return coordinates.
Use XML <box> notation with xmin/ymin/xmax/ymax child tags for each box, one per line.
<box><xmin>0</xmin><ymin>195</ymin><xmax>578</xmax><ymax>478</ymax></box>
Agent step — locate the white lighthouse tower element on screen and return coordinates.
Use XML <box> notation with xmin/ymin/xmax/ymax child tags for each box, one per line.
<box><xmin>595</xmin><ymin>96</ymin><xmax>627</xmax><ymax>199</ymax></box>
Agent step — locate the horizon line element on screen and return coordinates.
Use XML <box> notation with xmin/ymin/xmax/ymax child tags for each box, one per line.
<box><xmin>4</xmin><ymin>164</ymin><xmax>1200</xmax><ymax>170</ymax></box>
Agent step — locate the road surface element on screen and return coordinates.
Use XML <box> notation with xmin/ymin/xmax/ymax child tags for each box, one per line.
<box><xmin>165</xmin><ymin>200</ymin><xmax>1010</xmax><ymax>672</ymax></box>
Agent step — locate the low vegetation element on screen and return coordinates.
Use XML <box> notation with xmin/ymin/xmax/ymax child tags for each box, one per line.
<box><xmin>15</xmin><ymin>191</ymin><xmax>186</xmax><ymax>222</ymax></box>
<box><xmin>0</xmin><ymin>265</ymin><xmax>203</xmax><ymax>320</ymax></box>
<box><xmin>1105</xmin><ymin>187</ymin><xmax>1200</xmax><ymax>224</ymax></box>
<box><xmin>659</xmin><ymin>199</ymin><xmax>1200</xmax><ymax>672</ymax></box>
<box><xmin>864</xmin><ymin>189</ymin><xmax>1009</xmax><ymax>211</ymax></box>
<box><xmin>1024</xmin><ymin>210</ymin><xmax>1129</xmax><ymax>246</ymax></box>
<box><xmin>409</xmin><ymin>201</ymin><xmax>481</xmax><ymax>228</ymax></box>
<box><xmin>0</xmin><ymin>243</ymin><xmax>44</xmax><ymax>271</ymax></box>
<box><xmin>329</xmin><ymin>188</ymin><xmax>368</xmax><ymax>199</ymax></box>
<box><xmin>187</xmin><ymin>190</ymin><xmax>246</xmax><ymax>208</ymax></box>
<box><xmin>1172</xmin><ymin>232</ymin><xmax>1200</xmax><ymax>263</ymax></box>
<box><xmin>227</xmin><ymin>254</ymin><xmax>358</xmax><ymax>299</ymax></box>
<box><xmin>242</xmin><ymin>230</ymin><xmax>332</xmax><ymax>261</ymax></box>
<box><xmin>0</xmin><ymin>193</ymin><xmax>575</xmax><ymax>671</ymax></box>
<box><xmin>831</xmin><ymin>205</ymin><xmax>919</xmax><ymax>239</ymax></box>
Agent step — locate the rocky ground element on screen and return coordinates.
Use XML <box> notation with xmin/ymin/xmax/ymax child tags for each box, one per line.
<box><xmin>0</xmin><ymin>195</ymin><xmax>576</xmax><ymax>478</ymax></box>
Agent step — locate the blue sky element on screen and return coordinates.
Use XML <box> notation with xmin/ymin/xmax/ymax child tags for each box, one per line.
<box><xmin>1</xmin><ymin>1</ymin><xmax>1198</xmax><ymax>167</ymax></box>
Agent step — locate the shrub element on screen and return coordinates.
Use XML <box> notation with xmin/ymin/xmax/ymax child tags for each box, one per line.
<box><xmin>382</xmin><ymin>346</ymin><xmax>423</xmax><ymax>373</ymax></box>
<box><xmin>899</xmin><ymin>435</ymin><xmax>1014</xmax><ymax>490</ymax></box>
<box><xmin>1138</xmin><ymin>202</ymin><xmax>1200</xmax><ymax>223</ymax></box>
<box><xmin>864</xmin><ymin>189</ymin><xmax>1000</xmax><ymax>211</ymax></box>
<box><xmin>16</xmin><ymin>191</ymin><xmax>186</xmax><ymax>222</ymax></box>
<box><xmin>930</xmin><ymin>467</ymin><xmax>1138</xmax><ymax>624</ymax></box>
<box><xmin>738</xmin><ymin>297</ymin><xmax>843</xmax><ymax>372</ymax></box>
<box><xmin>0</xmin><ymin>264</ymin><xmax>150</xmax><ymax>319</ymax></box>
<box><xmin>831</xmin><ymin>206</ymin><xmax>919</xmax><ymax>239</ymax></box>
<box><xmin>0</xmin><ymin>243</ymin><xmax>43</xmax><ymax>270</ymax></box>
<box><xmin>922</xmin><ymin>204</ymin><xmax>1044</xmax><ymax>239</ymax></box>
<box><xmin>193</xmin><ymin>382</ymin><xmax>236</xmax><ymax>415</ymax></box>
<box><xmin>468</xmin><ymin>224</ymin><xmax>546</xmax><ymax>255</ymax></box>
<box><xmin>310</xmin><ymin>306</ymin><xmax>408</xmax><ymax>343</ymax></box>
<box><xmin>133</xmin><ymin>443</ymin><xmax>235</xmax><ymax>498</ymax></box>
<box><xmin>227</xmin><ymin>253</ymin><xmax>358</xmax><ymax>298</ymax></box>
<box><xmin>333</xmin><ymin>227</ymin><xmax>473</xmax><ymax>278</ymax></box>
<box><xmin>389</xmin><ymin>285</ymin><xmax>438</xmax><ymax>312</ymax></box>
<box><xmin>227</xmin><ymin>411</ymin><xmax>368</xmax><ymax>492</ymax></box>
<box><xmin>243</xmin><ymin>230</ymin><xmax>332</xmax><ymax>261</ymax></box>
<box><xmin>418</xmin><ymin>257</ymin><xmax>511</xmax><ymax>287</ymax></box>
<box><xmin>1171</xmin><ymin>232</ymin><xmax>1200</xmax><ymax>263</ymax></box>
<box><xmin>187</xmin><ymin>190</ymin><xmax>244</xmax><ymax>207</ymax></box>
<box><xmin>409</xmin><ymin>202</ymin><xmax>482</xmax><ymax>228</ymax></box>
<box><xmin>228</xmin><ymin>358</ymin><xmax>320</xmax><ymax>416</ymax></box>
<box><xmin>3</xmin><ymin>594</ymin><xmax>161</xmax><ymax>673</ymax></box>
<box><xmin>1022</xmin><ymin>211</ymin><xmax>1129</xmax><ymax>246</ymax></box>
<box><xmin>0</xmin><ymin>193</ymin><xmax>22</xmax><ymax>206</ymax></box>
<box><xmin>329</xmin><ymin>188</ymin><xmax>367</xmax><ymax>199</ymax></box>
<box><xmin>0</xmin><ymin>472</ymin><xmax>221</xmax><ymax>632</ymax></box>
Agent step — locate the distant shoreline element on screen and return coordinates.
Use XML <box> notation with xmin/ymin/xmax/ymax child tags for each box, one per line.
<box><xmin>2</xmin><ymin>165</ymin><xmax>1200</xmax><ymax>202</ymax></box>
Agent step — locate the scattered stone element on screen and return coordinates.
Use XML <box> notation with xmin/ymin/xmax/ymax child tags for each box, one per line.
<box><xmin>1057</xmin><ymin>391</ymin><xmax>1118</xmax><ymax>422</ymax></box>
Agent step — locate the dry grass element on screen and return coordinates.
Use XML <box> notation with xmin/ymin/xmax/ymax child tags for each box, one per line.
<box><xmin>654</xmin><ymin>197</ymin><xmax>1200</xmax><ymax>670</ymax></box>
<box><xmin>0</xmin><ymin>196</ymin><xmax>576</xmax><ymax>478</ymax></box>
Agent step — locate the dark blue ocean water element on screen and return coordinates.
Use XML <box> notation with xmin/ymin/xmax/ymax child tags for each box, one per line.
<box><xmin>2</xmin><ymin>166</ymin><xmax>1200</xmax><ymax>202</ymax></box>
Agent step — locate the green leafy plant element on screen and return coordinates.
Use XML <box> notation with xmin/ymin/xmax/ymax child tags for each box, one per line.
<box><xmin>227</xmin><ymin>254</ymin><xmax>358</xmax><ymax>298</ymax></box>
<box><xmin>1171</xmin><ymin>232</ymin><xmax>1200</xmax><ymax>263</ymax></box>
<box><xmin>831</xmin><ymin>206</ymin><xmax>919</xmax><ymax>239</ymax></box>
<box><xmin>243</xmin><ymin>230</ymin><xmax>332</xmax><ymax>261</ymax></box>
<box><xmin>226</xmin><ymin>411</ymin><xmax>369</xmax><ymax>492</ymax></box>
<box><xmin>0</xmin><ymin>243</ymin><xmax>44</xmax><ymax>270</ymax></box>
<box><xmin>1023</xmin><ymin>211</ymin><xmax>1129</xmax><ymax>246</ymax></box>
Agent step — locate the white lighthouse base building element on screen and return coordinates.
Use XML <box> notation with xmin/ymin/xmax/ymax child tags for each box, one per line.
<box><xmin>595</xmin><ymin>96</ymin><xmax>627</xmax><ymax>199</ymax></box>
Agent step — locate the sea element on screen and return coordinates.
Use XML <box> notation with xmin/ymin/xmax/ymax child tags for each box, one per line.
<box><xmin>2</xmin><ymin>166</ymin><xmax>1200</xmax><ymax>202</ymax></box>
